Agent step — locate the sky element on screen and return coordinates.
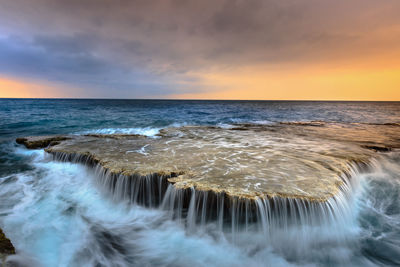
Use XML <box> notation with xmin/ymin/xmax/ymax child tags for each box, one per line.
<box><xmin>0</xmin><ymin>0</ymin><xmax>399</xmax><ymax>100</ymax></box>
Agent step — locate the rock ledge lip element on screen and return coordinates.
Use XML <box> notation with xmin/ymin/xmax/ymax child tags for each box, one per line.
<box><xmin>16</xmin><ymin>135</ymin><xmax>70</xmax><ymax>149</ymax></box>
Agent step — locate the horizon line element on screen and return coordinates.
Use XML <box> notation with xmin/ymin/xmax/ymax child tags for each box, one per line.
<box><xmin>0</xmin><ymin>97</ymin><xmax>399</xmax><ymax>102</ymax></box>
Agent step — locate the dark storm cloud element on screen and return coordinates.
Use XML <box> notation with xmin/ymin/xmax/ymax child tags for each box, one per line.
<box><xmin>0</xmin><ymin>0</ymin><xmax>399</xmax><ymax>96</ymax></box>
<box><xmin>0</xmin><ymin>34</ymin><xmax>174</xmax><ymax>97</ymax></box>
<box><xmin>33</xmin><ymin>34</ymin><xmax>98</xmax><ymax>56</ymax></box>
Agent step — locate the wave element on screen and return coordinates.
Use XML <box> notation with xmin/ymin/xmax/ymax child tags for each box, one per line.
<box><xmin>3</xmin><ymin>138</ymin><xmax>400</xmax><ymax>266</ymax></box>
<box><xmin>77</xmin><ymin>127</ymin><xmax>162</xmax><ymax>137</ymax></box>
<box><xmin>76</xmin><ymin>123</ymin><xmax>190</xmax><ymax>137</ymax></box>
<box><xmin>70</xmin><ymin>120</ymin><xmax>400</xmax><ymax>141</ymax></box>
<box><xmin>0</xmin><ymin>149</ymin><xmax>298</xmax><ymax>266</ymax></box>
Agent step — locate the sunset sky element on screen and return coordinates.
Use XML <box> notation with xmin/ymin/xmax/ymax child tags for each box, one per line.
<box><xmin>0</xmin><ymin>0</ymin><xmax>399</xmax><ymax>100</ymax></box>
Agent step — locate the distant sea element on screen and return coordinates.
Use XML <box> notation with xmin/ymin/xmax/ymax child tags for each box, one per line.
<box><xmin>0</xmin><ymin>99</ymin><xmax>399</xmax><ymax>266</ymax></box>
<box><xmin>1</xmin><ymin>99</ymin><xmax>400</xmax><ymax>139</ymax></box>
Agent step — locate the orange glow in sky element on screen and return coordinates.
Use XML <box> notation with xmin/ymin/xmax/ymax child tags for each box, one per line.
<box><xmin>0</xmin><ymin>76</ymin><xmax>79</xmax><ymax>98</ymax></box>
<box><xmin>1</xmin><ymin>0</ymin><xmax>400</xmax><ymax>100</ymax></box>
<box><xmin>173</xmin><ymin>65</ymin><xmax>400</xmax><ymax>101</ymax></box>
<box><xmin>1</xmin><ymin>67</ymin><xmax>400</xmax><ymax>100</ymax></box>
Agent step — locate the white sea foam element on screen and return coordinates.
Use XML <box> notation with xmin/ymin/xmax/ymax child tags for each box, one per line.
<box><xmin>77</xmin><ymin>123</ymin><xmax>189</xmax><ymax>137</ymax></box>
<box><xmin>1</xmin><ymin>147</ymin><xmax>399</xmax><ymax>266</ymax></box>
<box><xmin>78</xmin><ymin>127</ymin><xmax>161</xmax><ymax>136</ymax></box>
<box><xmin>216</xmin><ymin>123</ymin><xmax>235</xmax><ymax>129</ymax></box>
<box><xmin>249</xmin><ymin>120</ymin><xmax>275</xmax><ymax>125</ymax></box>
<box><xmin>0</xmin><ymin>150</ymin><xmax>292</xmax><ymax>266</ymax></box>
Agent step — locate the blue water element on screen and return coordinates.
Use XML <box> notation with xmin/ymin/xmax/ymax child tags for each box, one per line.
<box><xmin>1</xmin><ymin>99</ymin><xmax>399</xmax><ymax>139</ymax></box>
<box><xmin>0</xmin><ymin>99</ymin><xmax>400</xmax><ymax>266</ymax></box>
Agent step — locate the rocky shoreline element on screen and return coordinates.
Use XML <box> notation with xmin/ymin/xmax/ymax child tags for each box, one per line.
<box><xmin>16</xmin><ymin>130</ymin><xmax>350</xmax><ymax>201</ymax></box>
<box><xmin>0</xmin><ymin>228</ymin><xmax>15</xmax><ymax>265</ymax></box>
<box><xmin>14</xmin><ymin>123</ymin><xmax>400</xmax><ymax>227</ymax></box>
<box><xmin>16</xmin><ymin>123</ymin><xmax>400</xmax><ymax>203</ymax></box>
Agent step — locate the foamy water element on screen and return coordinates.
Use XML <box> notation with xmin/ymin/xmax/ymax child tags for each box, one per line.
<box><xmin>1</xmin><ymin>99</ymin><xmax>399</xmax><ymax>266</ymax></box>
<box><xmin>1</xmin><ymin>146</ymin><xmax>399</xmax><ymax>266</ymax></box>
<box><xmin>76</xmin><ymin>123</ymin><xmax>188</xmax><ymax>137</ymax></box>
<box><xmin>78</xmin><ymin>127</ymin><xmax>162</xmax><ymax>137</ymax></box>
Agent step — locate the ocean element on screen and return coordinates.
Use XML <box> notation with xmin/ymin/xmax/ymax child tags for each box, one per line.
<box><xmin>0</xmin><ymin>99</ymin><xmax>399</xmax><ymax>266</ymax></box>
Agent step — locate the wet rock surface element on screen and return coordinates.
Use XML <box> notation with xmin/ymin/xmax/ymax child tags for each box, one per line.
<box><xmin>16</xmin><ymin>123</ymin><xmax>400</xmax><ymax>202</ymax></box>
<box><xmin>16</xmin><ymin>136</ymin><xmax>70</xmax><ymax>149</ymax></box>
<box><xmin>0</xmin><ymin>228</ymin><xmax>15</xmax><ymax>265</ymax></box>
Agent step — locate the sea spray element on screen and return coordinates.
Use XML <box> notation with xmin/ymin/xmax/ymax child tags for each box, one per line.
<box><xmin>1</xmin><ymin>144</ymin><xmax>399</xmax><ymax>266</ymax></box>
<box><xmin>2</xmin><ymin>99</ymin><xmax>400</xmax><ymax>266</ymax></box>
<box><xmin>46</xmin><ymin>148</ymin><xmax>365</xmax><ymax>240</ymax></box>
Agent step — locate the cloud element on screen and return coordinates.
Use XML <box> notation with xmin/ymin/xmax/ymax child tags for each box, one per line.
<box><xmin>0</xmin><ymin>34</ymin><xmax>182</xmax><ymax>97</ymax></box>
<box><xmin>0</xmin><ymin>0</ymin><xmax>399</xmax><ymax>97</ymax></box>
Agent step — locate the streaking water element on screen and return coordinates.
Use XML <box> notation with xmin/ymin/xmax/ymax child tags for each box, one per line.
<box><xmin>2</xmin><ymin>146</ymin><xmax>399</xmax><ymax>266</ymax></box>
<box><xmin>0</xmin><ymin>99</ymin><xmax>400</xmax><ymax>266</ymax></box>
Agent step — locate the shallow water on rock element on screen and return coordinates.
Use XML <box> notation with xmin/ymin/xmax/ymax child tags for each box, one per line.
<box><xmin>28</xmin><ymin>122</ymin><xmax>399</xmax><ymax>201</ymax></box>
<box><xmin>0</xmin><ymin>147</ymin><xmax>399</xmax><ymax>266</ymax></box>
<box><xmin>0</xmin><ymin>99</ymin><xmax>399</xmax><ymax>266</ymax></box>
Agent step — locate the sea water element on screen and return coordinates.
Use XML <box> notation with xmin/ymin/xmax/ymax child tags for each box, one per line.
<box><xmin>0</xmin><ymin>99</ymin><xmax>399</xmax><ymax>266</ymax></box>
